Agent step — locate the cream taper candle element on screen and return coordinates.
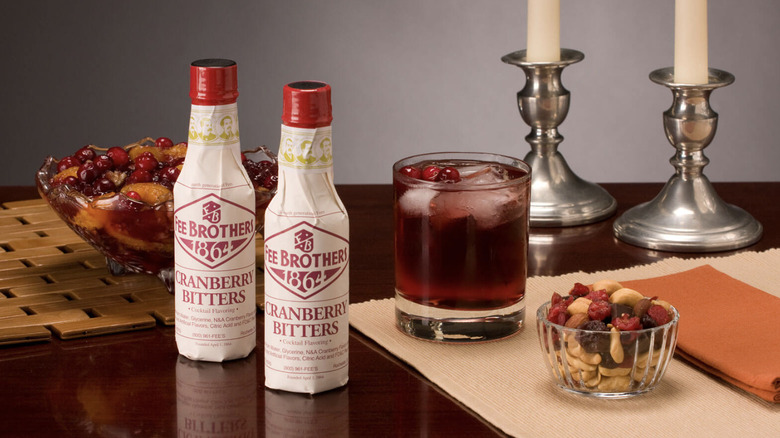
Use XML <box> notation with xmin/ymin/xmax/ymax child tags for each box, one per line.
<box><xmin>674</xmin><ymin>0</ymin><xmax>708</xmax><ymax>84</ymax></box>
<box><xmin>527</xmin><ymin>0</ymin><xmax>560</xmax><ymax>62</ymax></box>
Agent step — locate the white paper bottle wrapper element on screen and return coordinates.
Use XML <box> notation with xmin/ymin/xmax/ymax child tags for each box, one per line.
<box><xmin>264</xmin><ymin>124</ymin><xmax>349</xmax><ymax>394</ymax></box>
<box><xmin>174</xmin><ymin>102</ymin><xmax>257</xmax><ymax>362</ymax></box>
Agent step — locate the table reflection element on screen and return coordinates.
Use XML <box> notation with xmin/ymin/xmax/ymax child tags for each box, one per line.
<box><xmin>176</xmin><ymin>354</ymin><xmax>258</xmax><ymax>438</ymax></box>
<box><xmin>264</xmin><ymin>386</ymin><xmax>349</xmax><ymax>437</ymax></box>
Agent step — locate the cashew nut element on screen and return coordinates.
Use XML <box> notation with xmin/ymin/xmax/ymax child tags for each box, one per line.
<box><xmin>609</xmin><ymin>288</ymin><xmax>644</xmax><ymax>307</ymax></box>
<box><xmin>598</xmin><ymin>365</ymin><xmax>632</xmax><ymax>377</ymax></box>
<box><xmin>566</xmin><ymin>297</ymin><xmax>592</xmax><ymax>315</ymax></box>
<box><xmin>598</xmin><ymin>375</ymin><xmax>632</xmax><ymax>392</ymax></box>
<box><xmin>609</xmin><ymin>327</ymin><xmax>625</xmax><ymax>363</ymax></box>
<box><xmin>591</xmin><ymin>279</ymin><xmax>623</xmax><ymax>295</ymax></box>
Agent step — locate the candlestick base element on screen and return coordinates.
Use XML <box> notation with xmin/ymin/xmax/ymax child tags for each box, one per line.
<box><xmin>503</xmin><ymin>49</ymin><xmax>616</xmax><ymax>227</ymax></box>
<box><xmin>613</xmin><ymin>68</ymin><xmax>762</xmax><ymax>252</ymax></box>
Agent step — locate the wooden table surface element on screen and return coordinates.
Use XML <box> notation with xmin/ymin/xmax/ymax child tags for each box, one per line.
<box><xmin>1</xmin><ymin>182</ymin><xmax>778</xmax><ymax>437</ymax></box>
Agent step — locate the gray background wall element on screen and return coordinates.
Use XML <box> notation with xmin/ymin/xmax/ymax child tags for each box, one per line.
<box><xmin>2</xmin><ymin>0</ymin><xmax>778</xmax><ymax>186</ymax></box>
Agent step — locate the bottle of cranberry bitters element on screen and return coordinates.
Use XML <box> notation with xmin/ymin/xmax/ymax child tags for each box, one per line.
<box><xmin>174</xmin><ymin>59</ymin><xmax>256</xmax><ymax>362</ymax></box>
<box><xmin>264</xmin><ymin>81</ymin><xmax>349</xmax><ymax>393</ymax></box>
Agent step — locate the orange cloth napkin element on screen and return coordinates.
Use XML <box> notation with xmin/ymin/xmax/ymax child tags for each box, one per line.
<box><xmin>621</xmin><ymin>265</ymin><xmax>780</xmax><ymax>403</ymax></box>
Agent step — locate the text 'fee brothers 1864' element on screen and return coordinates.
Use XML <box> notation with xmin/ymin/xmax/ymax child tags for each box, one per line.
<box><xmin>264</xmin><ymin>81</ymin><xmax>350</xmax><ymax>394</ymax></box>
<box><xmin>174</xmin><ymin>59</ymin><xmax>256</xmax><ymax>362</ymax></box>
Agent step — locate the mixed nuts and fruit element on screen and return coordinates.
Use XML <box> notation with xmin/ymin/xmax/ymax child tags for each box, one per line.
<box><xmin>542</xmin><ymin>280</ymin><xmax>677</xmax><ymax>392</ymax></box>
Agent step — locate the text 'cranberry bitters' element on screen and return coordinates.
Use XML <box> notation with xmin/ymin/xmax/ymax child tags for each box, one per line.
<box><xmin>48</xmin><ymin>137</ymin><xmax>279</xmax><ymax>205</ymax></box>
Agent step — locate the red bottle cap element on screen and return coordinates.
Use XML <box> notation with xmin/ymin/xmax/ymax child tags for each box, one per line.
<box><xmin>282</xmin><ymin>81</ymin><xmax>332</xmax><ymax>128</ymax></box>
<box><xmin>189</xmin><ymin>59</ymin><xmax>239</xmax><ymax>105</ymax></box>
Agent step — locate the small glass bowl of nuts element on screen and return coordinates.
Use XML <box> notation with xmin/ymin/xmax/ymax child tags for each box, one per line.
<box><xmin>536</xmin><ymin>280</ymin><xmax>680</xmax><ymax>398</ymax></box>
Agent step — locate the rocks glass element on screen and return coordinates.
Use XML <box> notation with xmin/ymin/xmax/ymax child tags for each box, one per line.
<box><xmin>393</xmin><ymin>152</ymin><xmax>531</xmax><ymax>342</ymax></box>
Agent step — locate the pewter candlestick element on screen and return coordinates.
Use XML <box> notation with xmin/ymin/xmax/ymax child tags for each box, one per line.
<box><xmin>503</xmin><ymin>49</ymin><xmax>616</xmax><ymax>227</ymax></box>
<box><xmin>613</xmin><ymin>68</ymin><xmax>762</xmax><ymax>252</ymax></box>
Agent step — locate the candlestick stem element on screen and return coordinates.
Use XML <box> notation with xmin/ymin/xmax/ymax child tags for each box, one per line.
<box><xmin>613</xmin><ymin>67</ymin><xmax>762</xmax><ymax>252</ymax></box>
<box><xmin>503</xmin><ymin>49</ymin><xmax>616</xmax><ymax>227</ymax></box>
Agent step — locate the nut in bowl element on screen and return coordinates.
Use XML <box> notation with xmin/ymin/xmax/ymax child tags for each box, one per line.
<box><xmin>536</xmin><ymin>281</ymin><xmax>680</xmax><ymax>398</ymax></box>
<box><xmin>36</xmin><ymin>137</ymin><xmax>277</xmax><ymax>292</ymax></box>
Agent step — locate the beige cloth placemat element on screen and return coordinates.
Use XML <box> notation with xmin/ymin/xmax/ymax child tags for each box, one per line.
<box><xmin>349</xmin><ymin>249</ymin><xmax>780</xmax><ymax>438</ymax></box>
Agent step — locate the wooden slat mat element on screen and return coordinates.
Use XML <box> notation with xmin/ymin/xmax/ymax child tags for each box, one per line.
<box><xmin>0</xmin><ymin>198</ymin><xmax>264</xmax><ymax>346</ymax></box>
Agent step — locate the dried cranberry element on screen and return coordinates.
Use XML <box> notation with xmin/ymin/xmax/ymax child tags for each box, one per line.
<box><xmin>57</xmin><ymin>156</ymin><xmax>81</xmax><ymax>172</ymax></box>
<box><xmin>647</xmin><ymin>305</ymin><xmax>670</xmax><ymax>326</ymax></box>
<box><xmin>399</xmin><ymin>165</ymin><xmax>422</xmax><ymax>180</ymax></box>
<box><xmin>77</xmin><ymin>161</ymin><xmax>98</xmax><ymax>183</ymax></box>
<box><xmin>155</xmin><ymin>137</ymin><xmax>174</xmax><ymax>149</ymax></box>
<box><xmin>546</xmin><ymin>304</ymin><xmax>568</xmax><ymax>326</ymax></box>
<box><xmin>106</xmin><ymin>147</ymin><xmax>130</xmax><ymax>168</ymax></box>
<box><xmin>612</xmin><ymin>313</ymin><xmax>642</xmax><ymax>331</ymax></box>
<box><xmin>569</xmin><ymin>283</ymin><xmax>590</xmax><ymax>297</ymax></box>
<box><xmin>585</xmin><ymin>289</ymin><xmax>609</xmax><ymax>302</ymax></box>
<box><xmin>437</xmin><ymin>166</ymin><xmax>461</xmax><ymax>183</ymax></box>
<box><xmin>421</xmin><ymin>165</ymin><xmax>441</xmax><ymax>181</ymax></box>
<box><xmin>587</xmin><ymin>300</ymin><xmax>611</xmax><ymax>322</ymax></box>
<box><xmin>75</xmin><ymin>146</ymin><xmax>96</xmax><ymax>163</ymax></box>
<box><xmin>551</xmin><ymin>292</ymin><xmax>563</xmax><ymax>307</ymax></box>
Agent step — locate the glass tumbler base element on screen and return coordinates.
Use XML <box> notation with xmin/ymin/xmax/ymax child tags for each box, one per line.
<box><xmin>394</xmin><ymin>293</ymin><xmax>524</xmax><ymax>343</ymax></box>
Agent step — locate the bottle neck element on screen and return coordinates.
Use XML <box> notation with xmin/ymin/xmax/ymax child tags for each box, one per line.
<box><xmin>277</xmin><ymin>124</ymin><xmax>333</xmax><ymax>174</ymax></box>
<box><xmin>188</xmin><ymin>102</ymin><xmax>240</xmax><ymax>148</ymax></box>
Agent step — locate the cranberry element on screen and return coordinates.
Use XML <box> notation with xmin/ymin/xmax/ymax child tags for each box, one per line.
<box><xmin>62</xmin><ymin>175</ymin><xmax>81</xmax><ymax>189</ymax></box>
<box><xmin>647</xmin><ymin>305</ymin><xmax>670</xmax><ymax>326</ymax></box>
<box><xmin>612</xmin><ymin>313</ymin><xmax>642</xmax><ymax>331</ymax></box>
<box><xmin>75</xmin><ymin>146</ymin><xmax>96</xmax><ymax>163</ymax></box>
<box><xmin>155</xmin><ymin>137</ymin><xmax>174</xmax><ymax>149</ymax></box>
<box><xmin>77</xmin><ymin>161</ymin><xmax>98</xmax><ymax>183</ymax></box>
<box><xmin>399</xmin><ymin>165</ymin><xmax>422</xmax><ymax>179</ymax></box>
<box><xmin>546</xmin><ymin>304</ymin><xmax>568</xmax><ymax>326</ymax></box>
<box><xmin>106</xmin><ymin>147</ymin><xmax>130</xmax><ymax>168</ymax></box>
<box><xmin>159</xmin><ymin>166</ymin><xmax>180</xmax><ymax>183</ymax></box>
<box><xmin>587</xmin><ymin>300</ymin><xmax>611</xmax><ymax>322</ymax></box>
<box><xmin>569</xmin><ymin>283</ymin><xmax>590</xmax><ymax>297</ymax></box>
<box><xmin>125</xmin><ymin>191</ymin><xmax>142</xmax><ymax>201</ymax></box>
<box><xmin>436</xmin><ymin>166</ymin><xmax>461</xmax><ymax>183</ymax></box>
<box><xmin>134</xmin><ymin>153</ymin><xmax>159</xmax><ymax>172</ymax></box>
<box><xmin>93</xmin><ymin>178</ymin><xmax>116</xmax><ymax>194</ymax></box>
<box><xmin>127</xmin><ymin>170</ymin><xmax>153</xmax><ymax>184</ymax></box>
<box><xmin>241</xmin><ymin>153</ymin><xmax>248</xmax><ymax>162</ymax></box>
<box><xmin>57</xmin><ymin>156</ymin><xmax>81</xmax><ymax>172</ymax></box>
<box><xmin>263</xmin><ymin>174</ymin><xmax>278</xmax><ymax>190</ymax></box>
<box><xmin>94</xmin><ymin>155</ymin><xmax>114</xmax><ymax>172</ymax></box>
<box><xmin>421</xmin><ymin>165</ymin><xmax>441</xmax><ymax>181</ymax></box>
<box><xmin>551</xmin><ymin>292</ymin><xmax>563</xmax><ymax>307</ymax></box>
<box><xmin>585</xmin><ymin>289</ymin><xmax>609</xmax><ymax>303</ymax></box>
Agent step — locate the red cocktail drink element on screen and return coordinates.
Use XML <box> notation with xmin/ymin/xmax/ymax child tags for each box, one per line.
<box><xmin>393</xmin><ymin>152</ymin><xmax>530</xmax><ymax>342</ymax></box>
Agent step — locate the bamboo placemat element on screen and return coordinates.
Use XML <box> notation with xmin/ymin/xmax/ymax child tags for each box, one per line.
<box><xmin>0</xmin><ymin>198</ymin><xmax>264</xmax><ymax>346</ymax></box>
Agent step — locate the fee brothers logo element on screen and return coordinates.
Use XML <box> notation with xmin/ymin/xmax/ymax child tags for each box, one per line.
<box><xmin>174</xmin><ymin>193</ymin><xmax>255</xmax><ymax>269</ymax></box>
<box><xmin>264</xmin><ymin>222</ymin><xmax>349</xmax><ymax>300</ymax></box>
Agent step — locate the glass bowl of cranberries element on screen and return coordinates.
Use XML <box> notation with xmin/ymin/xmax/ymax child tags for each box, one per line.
<box><xmin>36</xmin><ymin>137</ymin><xmax>278</xmax><ymax>292</ymax></box>
<box><xmin>536</xmin><ymin>280</ymin><xmax>680</xmax><ymax>398</ymax></box>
